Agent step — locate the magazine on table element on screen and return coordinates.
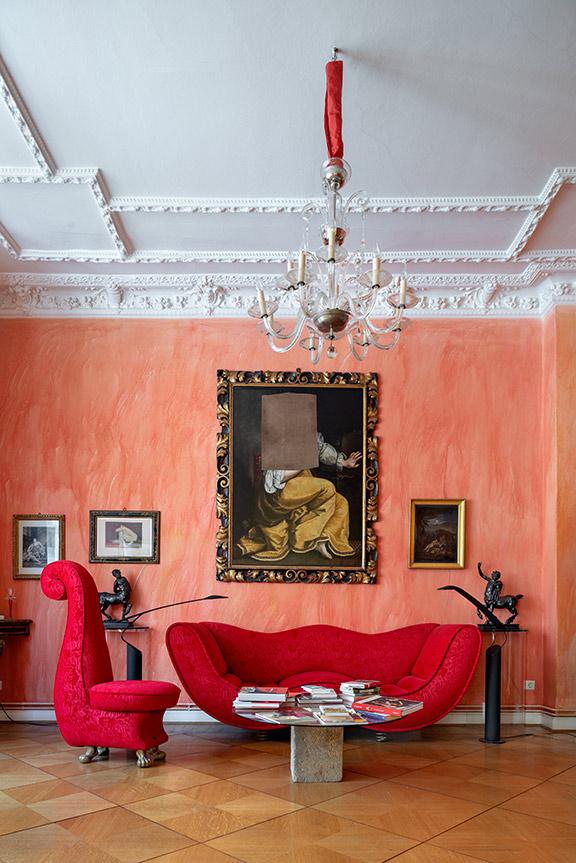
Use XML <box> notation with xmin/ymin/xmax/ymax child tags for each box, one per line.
<box><xmin>352</xmin><ymin>696</ymin><xmax>423</xmax><ymax>716</ymax></box>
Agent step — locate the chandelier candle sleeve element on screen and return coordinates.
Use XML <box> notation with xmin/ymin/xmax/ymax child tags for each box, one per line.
<box><xmin>257</xmin><ymin>288</ymin><xmax>268</xmax><ymax>317</ymax></box>
<box><xmin>399</xmin><ymin>276</ymin><xmax>407</xmax><ymax>305</ymax></box>
<box><xmin>372</xmin><ymin>257</ymin><xmax>381</xmax><ymax>287</ymax></box>
<box><xmin>298</xmin><ymin>251</ymin><xmax>307</xmax><ymax>284</ymax></box>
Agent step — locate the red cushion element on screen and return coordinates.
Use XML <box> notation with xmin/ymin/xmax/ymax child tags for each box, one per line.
<box><xmin>280</xmin><ymin>671</ymin><xmax>349</xmax><ymax>688</ymax></box>
<box><xmin>89</xmin><ymin>680</ymin><xmax>180</xmax><ymax>712</ymax></box>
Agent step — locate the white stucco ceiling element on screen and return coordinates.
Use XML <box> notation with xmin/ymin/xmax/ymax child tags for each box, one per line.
<box><xmin>1</xmin><ymin>0</ymin><xmax>576</xmax><ymax>316</ymax></box>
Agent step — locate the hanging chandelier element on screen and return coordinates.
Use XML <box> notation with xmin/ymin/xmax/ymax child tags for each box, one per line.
<box><xmin>249</xmin><ymin>49</ymin><xmax>417</xmax><ymax>363</ymax></box>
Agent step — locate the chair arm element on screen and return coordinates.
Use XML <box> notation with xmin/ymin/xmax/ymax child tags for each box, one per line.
<box><xmin>370</xmin><ymin>624</ymin><xmax>482</xmax><ymax>732</ymax></box>
<box><xmin>166</xmin><ymin>622</ymin><xmax>269</xmax><ymax>729</ymax></box>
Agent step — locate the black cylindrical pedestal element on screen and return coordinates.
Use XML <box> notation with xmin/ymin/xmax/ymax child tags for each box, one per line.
<box><xmin>126</xmin><ymin>641</ymin><xmax>143</xmax><ymax>680</ymax></box>
<box><xmin>481</xmin><ymin>642</ymin><xmax>504</xmax><ymax>743</ymax></box>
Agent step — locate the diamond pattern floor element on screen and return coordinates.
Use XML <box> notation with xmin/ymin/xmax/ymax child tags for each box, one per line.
<box><xmin>0</xmin><ymin>722</ymin><xmax>573</xmax><ymax>862</ymax></box>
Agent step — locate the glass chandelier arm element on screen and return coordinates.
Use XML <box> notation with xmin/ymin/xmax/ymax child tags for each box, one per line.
<box><xmin>367</xmin><ymin>328</ymin><xmax>402</xmax><ymax>351</ymax></box>
<box><xmin>343</xmin><ymin>189</ymin><xmax>369</xmax><ymax>214</ymax></box>
<box><xmin>347</xmin><ymin>331</ymin><xmax>369</xmax><ymax>361</ymax></box>
<box><xmin>364</xmin><ymin>310</ymin><xmax>402</xmax><ymax>335</ymax></box>
<box><xmin>262</xmin><ymin>309</ymin><xmax>304</xmax><ymax>340</ymax></box>
<box><xmin>265</xmin><ymin>314</ymin><xmax>307</xmax><ymax>353</ymax></box>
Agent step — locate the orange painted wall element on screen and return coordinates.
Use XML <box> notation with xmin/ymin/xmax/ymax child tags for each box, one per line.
<box><xmin>542</xmin><ymin>307</ymin><xmax>576</xmax><ymax>711</ymax></box>
<box><xmin>0</xmin><ymin>316</ymin><xmax>551</xmax><ymax>708</ymax></box>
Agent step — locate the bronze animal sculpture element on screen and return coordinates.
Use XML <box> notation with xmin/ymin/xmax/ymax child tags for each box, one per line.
<box><xmin>477</xmin><ymin>562</ymin><xmax>523</xmax><ymax>625</ymax></box>
<box><xmin>99</xmin><ymin>569</ymin><xmax>132</xmax><ymax>621</ymax></box>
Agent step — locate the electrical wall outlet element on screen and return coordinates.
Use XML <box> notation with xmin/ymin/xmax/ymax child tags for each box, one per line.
<box><xmin>524</xmin><ymin>679</ymin><xmax>536</xmax><ymax>691</ymax></box>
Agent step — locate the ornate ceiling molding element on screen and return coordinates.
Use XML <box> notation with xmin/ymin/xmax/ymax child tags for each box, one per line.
<box><xmin>0</xmin><ymin>55</ymin><xmax>55</xmax><ymax>176</ymax></box>
<box><xmin>1</xmin><ymin>271</ymin><xmax>574</xmax><ymax>319</ymax></box>
<box><xmin>109</xmin><ymin>193</ymin><xmax>538</xmax><ymax>215</ymax></box>
<box><xmin>1</xmin><ymin>51</ymin><xmax>576</xmax><ymax>302</ymax></box>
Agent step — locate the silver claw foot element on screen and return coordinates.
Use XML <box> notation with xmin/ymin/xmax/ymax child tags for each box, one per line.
<box><xmin>95</xmin><ymin>747</ymin><xmax>109</xmax><ymax>760</ymax></box>
<box><xmin>146</xmin><ymin>747</ymin><xmax>167</xmax><ymax>763</ymax></box>
<box><xmin>79</xmin><ymin>746</ymin><xmax>97</xmax><ymax>763</ymax></box>
<box><xmin>375</xmin><ymin>732</ymin><xmax>390</xmax><ymax>743</ymax></box>
<box><xmin>136</xmin><ymin>749</ymin><xmax>152</xmax><ymax>768</ymax></box>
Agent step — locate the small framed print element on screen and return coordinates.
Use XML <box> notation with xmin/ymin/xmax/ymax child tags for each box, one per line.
<box><xmin>409</xmin><ymin>499</ymin><xmax>465</xmax><ymax>569</ymax></box>
<box><xmin>89</xmin><ymin>510</ymin><xmax>160</xmax><ymax>564</ymax></box>
<box><xmin>13</xmin><ymin>514</ymin><xmax>65</xmax><ymax>579</ymax></box>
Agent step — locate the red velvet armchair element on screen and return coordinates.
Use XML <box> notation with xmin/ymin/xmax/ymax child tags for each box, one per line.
<box><xmin>42</xmin><ymin>560</ymin><xmax>180</xmax><ymax>767</ymax></box>
<box><xmin>167</xmin><ymin>622</ymin><xmax>482</xmax><ymax>732</ymax></box>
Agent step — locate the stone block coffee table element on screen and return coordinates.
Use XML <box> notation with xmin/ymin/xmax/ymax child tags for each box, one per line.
<box><xmin>235</xmin><ymin>707</ymin><xmax>411</xmax><ymax>783</ymax></box>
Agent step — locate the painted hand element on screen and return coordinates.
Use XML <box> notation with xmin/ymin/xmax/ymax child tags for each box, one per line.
<box><xmin>341</xmin><ymin>451</ymin><xmax>362</xmax><ymax>469</ymax></box>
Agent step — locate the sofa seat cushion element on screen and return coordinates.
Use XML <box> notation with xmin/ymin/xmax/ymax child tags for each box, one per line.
<box><xmin>89</xmin><ymin>680</ymin><xmax>180</xmax><ymax>712</ymax></box>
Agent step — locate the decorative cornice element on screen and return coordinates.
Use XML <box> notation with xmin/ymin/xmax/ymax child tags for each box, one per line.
<box><xmin>109</xmin><ymin>194</ymin><xmax>540</xmax><ymax>215</ymax></box>
<box><xmin>0</xmin><ymin>222</ymin><xmax>20</xmax><ymax>257</ymax></box>
<box><xmin>1</xmin><ymin>272</ymin><xmax>575</xmax><ymax>319</ymax></box>
<box><xmin>0</xmin><ymin>55</ymin><xmax>56</xmax><ymax>176</ymax></box>
<box><xmin>1</xmin><ymin>51</ymin><xmax>576</xmax><ymax>280</ymax></box>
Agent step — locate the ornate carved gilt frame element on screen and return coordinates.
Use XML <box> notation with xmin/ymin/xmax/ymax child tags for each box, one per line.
<box><xmin>216</xmin><ymin>369</ymin><xmax>378</xmax><ymax>583</ymax></box>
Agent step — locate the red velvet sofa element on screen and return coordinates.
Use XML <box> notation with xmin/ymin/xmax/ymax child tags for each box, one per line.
<box><xmin>166</xmin><ymin>622</ymin><xmax>482</xmax><ymax>732</ymax></box>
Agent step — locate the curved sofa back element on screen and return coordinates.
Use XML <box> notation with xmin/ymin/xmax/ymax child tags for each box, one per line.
<box><xmin>175</xmin><ymin>622</ymin><xmax>446</xmax><ymax>683</ymax></box>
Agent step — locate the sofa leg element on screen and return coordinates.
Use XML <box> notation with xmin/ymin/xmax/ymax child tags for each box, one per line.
<box><xmin>375</xmin><ymin>732</ymin><xmax>390</xmax><ymax>743</ymax></box>
<box><xmin>79</xmin><ymin>745</ymin><xmax>110</xmax><ymax>764</ymax></box>
<box><xmin>256</xmin><ymin>731</ymin><xmax>269</xmax><ymax>741</ymax></box>
<box><xmin>136</xmin><ymin>747</ymin><xmax>166</xmax><ymax>768</ymax></box>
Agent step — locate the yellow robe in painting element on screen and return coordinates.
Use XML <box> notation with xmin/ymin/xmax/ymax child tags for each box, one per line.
<box><xmin>237</xmin><ymin>469</ymin><xmax>355</xmax><ymax>561</ymax></box>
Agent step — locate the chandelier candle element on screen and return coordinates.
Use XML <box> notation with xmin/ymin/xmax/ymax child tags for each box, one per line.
<box><xmin>247</xmin><ymin>48</ymin><xmax>417</xmax><ymax>362</ymax></box>
<box><xmin>298</xmin><ymin>251</ymin><xmax>306</xmax><ymax>284</ymax></box>
<box><xmin>257</xmin><ymin>288</ymin><xmax>268</xmax><ymax>317</ymax></box>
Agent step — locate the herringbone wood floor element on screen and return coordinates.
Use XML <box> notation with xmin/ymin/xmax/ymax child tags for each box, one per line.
<box><xmin>0</xmin><ymin>722</ymin><xmax>574</xmax><ymax>862</ymax></box>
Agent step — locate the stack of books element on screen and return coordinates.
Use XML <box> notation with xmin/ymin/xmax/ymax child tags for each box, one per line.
<box><xmin>233</xmin><ymin>686</ymin><xmax>296</xmax><ymax>713</ymax></box>
<box><xmin>352</xmin><ymin>696</ymin><xmax>424</xmax><ymax>722</ymax></box>
<box><xmin>297</xmin><ymin>685</ymin><xmax>341</xmax><ymax>707</ymax></box>
<box><xmin>339</xmin><ymin>679</ymin><xmax>381</xmax><ymax>706</ymax></box>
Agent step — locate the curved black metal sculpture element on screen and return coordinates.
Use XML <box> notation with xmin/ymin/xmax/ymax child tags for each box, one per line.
<box><xmin>439</xmin><ymin>563</ymin><xmax>524</xmax><ymax>745</ymax></box>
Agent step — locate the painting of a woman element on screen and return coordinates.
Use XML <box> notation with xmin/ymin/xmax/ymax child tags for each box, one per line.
<box><xmin>236</xmin><ymin>433</ymin><xmax>361</xmax><ymax>561</ymax></box>
<box><xmin>218</xmin><ymin>369</ymin><xmax>378</xmax><ymax>583</ymax></box>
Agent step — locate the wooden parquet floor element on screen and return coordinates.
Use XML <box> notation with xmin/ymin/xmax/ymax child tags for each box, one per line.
<box><xmin>0</xmin><ymin>722</ymin><xmax>574</xmax><ymax>862</ymax></box>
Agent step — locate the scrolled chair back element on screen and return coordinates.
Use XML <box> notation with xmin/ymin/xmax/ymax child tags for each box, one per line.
<box><xmin>41</xmin><ymin>560</ymin><xmax>113</xmax><ymax>712</ymax></box>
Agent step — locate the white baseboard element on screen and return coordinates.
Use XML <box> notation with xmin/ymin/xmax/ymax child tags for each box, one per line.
<box><xmin>2</xmin><ymin>703</ymin><xmax>575</xmax><ymax>730</ymax></box>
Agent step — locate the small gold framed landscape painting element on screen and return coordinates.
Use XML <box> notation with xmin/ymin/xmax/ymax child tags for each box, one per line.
<box><xmin>13</xmin><ymin>514</ymin><xmax>65</xmax><ymax>579</ymax></box>
<box><xmin>409</xmin><ymin>500</ymin><xmax>465</xmax><ymax>569</ymax></box>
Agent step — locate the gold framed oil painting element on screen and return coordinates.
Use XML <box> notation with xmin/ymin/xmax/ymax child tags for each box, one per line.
<box><xmin>216</xmin><ymin>369</ymin><xmax>378</xmax><ymax>583</ymax></box>
<box><xmin>409</xmin><ymin>499</ymin><xmax>466</xmax><ymax>569</ymax></box>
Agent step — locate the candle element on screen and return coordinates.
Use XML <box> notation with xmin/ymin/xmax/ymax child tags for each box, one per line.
<box><xmin>298</xmin><ymin>251</ymin><xmax>306</xmax><ymax>283</ymax></box>
<box><xmin>257</xmin><ymin>288</ymin><xmax>268</xmax><ymax>317</ymax></box>
<box><xmin>399</xmin><ymin>276</ymin><xmax>407</xmax><ymax>305</ymax></box>
<box><xmin>372</xmin><ymin>256</ymin><xmax>381</xmax><ymax>286</ymax></box>
<box><xmin>328</xmin><ymin>227</ymin><xmax>336</xmax><ymax>260</ymax></box>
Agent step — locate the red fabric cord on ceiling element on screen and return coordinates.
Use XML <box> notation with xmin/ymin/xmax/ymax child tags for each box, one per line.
<box><xmin>324</xmin><ymin>60</ymin><xmax>344</xmax><ymax>159</ymax></box>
